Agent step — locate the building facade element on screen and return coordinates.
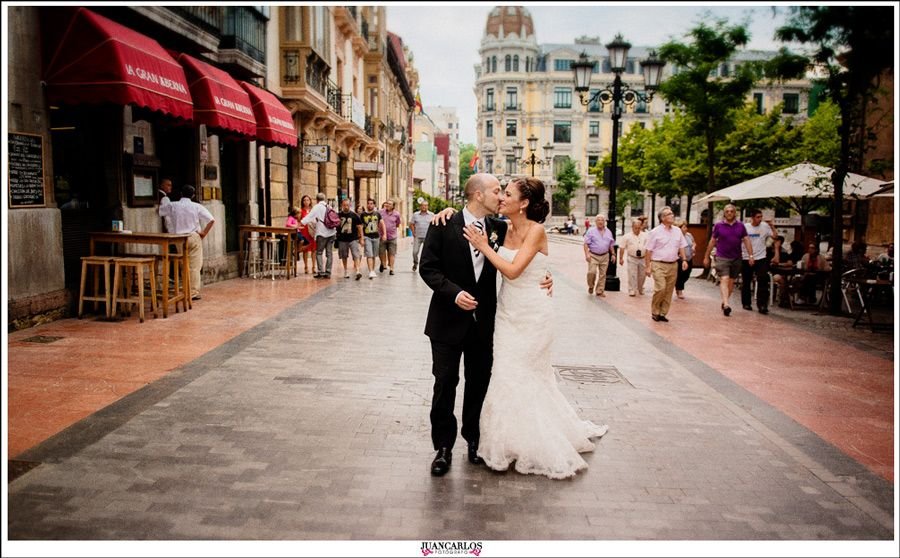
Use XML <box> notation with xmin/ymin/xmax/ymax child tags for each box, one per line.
<box><xmin>424</xmin><ymin>106</ymin><xmax>461</xmax><ymax>199</ymax></box>
<box><xmin>473</xmin><ymin>6</ymin><xmax>813</xmax><ymax>229</ymax></box>
<box><xmin>7</xmin><ymin>5</ymin><xmax>418</xmax><ymax>329</ymax></box>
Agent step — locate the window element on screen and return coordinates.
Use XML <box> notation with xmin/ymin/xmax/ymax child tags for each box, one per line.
<box><xmin>485</xmin><ymin>155</ymin><xmax>493</xmax><ymax>172</ymax></box>
<box><xmin>506</xmin><ymin>119</ymin><xmax>517</xmax><ymax>138</ymax></box>
<box><xmin>506</xmin><ymin>155</ymin><xmax>516</xmax><ymax>175</ymax></box>
<box><xmin>553</xmin><ymin>87</ymin><xmax>572</xmax><ymax>109</ymax></box>
<box><xmin>626</xmin><ymin>60</ymin><xmax>635</xmax><ymax>74</ymax></box>
<box><xmin>589</xmin><ymin>121</ymin><xmax>599</xmax><ymax>138</ymax></box>
<box><xmin>602</xmin><ymin>58</ymin><xmax>611</xmax><ymax>73</ymax></box>
<box><xmin>506</xmin><ymin>88</ymin><xmax>518</xmax><ymax>110</ymax></box>
<box><xmin>587</xmin><ymin>155</ymin><xmax>599</xmax><ymax>170</ymax></box>
<box><xmin>554</xmin><ymin>59</ymin><xmax>574</xmax><ymax>71</ymax></box>
<box><xmin>491</xmin><ymin>56</ymin><xmax>497</xmax><ymax>73</ymax></box>
<box><xmin>513</xmin><ymin>55</ymin><xmax>519</xmax><ymax>72</ymax></box>
<box><xmin>485</xmin><ymin>88</ymin><xmax>494</xmax><ymax>111</ymax></box>
<box><xmin>486</xmin><ymin>120</ymin><xmax>493</xmax><ymax>138</ymax></box>
<box><xmin>588</xmin><ymin>89</ymin><xmax>601</xmax><ymax>112</ymax></box>
<box><xmin>484</xmin><ymin>58</ymin><xmax>489</xmax><ymax>73</ymax></box>
<box><xmin>586</xmin><ymin>194</ymin><xmax>599</xmax><ymax>217</ymax></box>
<box><xmin>553</xmin><ymin>121</ymin><xmax>571</xmax><ymax>143</ymax></box>
<box><xmin>636</xmin><ymin>95</ymin><xmax>648</xmax><ymax>113</ymax></box>
<box><xmin>525</xmin><ymin>57</ymin><xmax>530</xmax><ymax>72</ymax></box>
<box><xmin>753</xmin><ymin>92</ymin><xmax>763</xmax><ymax>115</ymax></box>
<box><xmin>505</xmin><ymin>54</ymin><xmax>511</xmax><ymax>72</ymax></box>
<box><xmin>720</xmin><ymin>63</ymin><xmax>730</xmax><ymax>77</ymax></box>
<box><xmin>783</xmin><ymin>93</ymin><xmax>799</xmax><ymax>114</ymax></box>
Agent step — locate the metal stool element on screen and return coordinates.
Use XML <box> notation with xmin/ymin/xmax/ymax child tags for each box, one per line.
<box><xmin>243</xmin><ymin>234</ymin><xmax>263</xmax><ymax>279</ymax></box>
<box><xmin>262</xmin><ymin>236</ymin><xmax>281</xmax><ymax>280</ymax></box>
<box><xmin>78</xmin><ymin>256</ymin><xmax>115</xmax><ymax>318</ymax></box>
<box><xmin>111</xmin><ymin>257</ymin><xmax>158</xmax><ymax>323</ymax></box>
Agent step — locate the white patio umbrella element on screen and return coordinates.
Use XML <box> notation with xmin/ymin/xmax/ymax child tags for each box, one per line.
<box><xmin>867</xmin><ymin>182</ymin><xmax>894</xmax><ymax>198</ymax></box>
<box><xmin>695</xmin><ymin>162</ymin><xmax>889</xmax><ymax>204</ymax></box>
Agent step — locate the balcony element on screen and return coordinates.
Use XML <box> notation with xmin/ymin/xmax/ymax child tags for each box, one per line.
<box><xmin>219</xmin><ymin>7</ymin><xmax>267</xmax><ymax>66</ymax></box>
<box><xmin>504</xmin><ymin>103</ymin><xmax>521</xmax><ymax>111</ymax></box>
<box><xmin>280</xmin><ymin>46</ymin><xmax>330</xmax><ymax>113</ymax></box>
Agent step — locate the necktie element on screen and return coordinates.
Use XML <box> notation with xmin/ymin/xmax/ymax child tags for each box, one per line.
<box><xmin>472</xmin><ymin>221</ymin><xmax>484</xmax><ymax>257</ymax></box>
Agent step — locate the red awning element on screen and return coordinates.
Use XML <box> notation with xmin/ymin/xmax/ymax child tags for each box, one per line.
<box><xmin>43</xmin><ymin>8</ymin><xmax>193</xmax><ymax>121</ymax></box>
<box><xmin>176</xmin><ymin>53</ymin><xmax>257</xmax><ymax>138</ymax></box>
<box><xmin>239</xmin><ymin>82</ymin><xmax>298</xmax><ymax>147</ymax></box>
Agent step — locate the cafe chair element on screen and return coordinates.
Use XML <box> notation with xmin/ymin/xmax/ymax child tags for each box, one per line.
<box><xmin>840</xmin><ymin>268</ymin><xmax>868</xmax><ymax>314</ymax></box>
<box><xmin>78</xmin><ymin>256</ymin><xmax>115</xmax><ymax>318</ymax></box>
<box><xmin>111</xmin><ymin>257</ymin><xmax>158</xmax><ymax>323</ymax></box>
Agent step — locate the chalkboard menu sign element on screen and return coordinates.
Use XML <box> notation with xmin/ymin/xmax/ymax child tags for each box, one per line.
<box><xmin>8</xmin><ymin>132</ymin><xmax>46</xmax><ymax>208</ymax></box>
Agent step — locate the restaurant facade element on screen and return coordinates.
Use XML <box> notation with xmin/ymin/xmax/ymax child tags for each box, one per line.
<box><xmin>7</xmin><ymin>6</ymin><xmax>417</xmax><ymax>329</ymax></box>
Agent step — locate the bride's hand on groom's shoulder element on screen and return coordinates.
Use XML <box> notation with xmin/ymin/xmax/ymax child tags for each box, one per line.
<box><xmin>462</xmin><ymin>224</ymin><xmax>489</xmax><ymax>252</ymax></box>
<box><xmin>431</xmin><ymin>207</ymin><xmax>456</xmax><ymax>226</ymax></box>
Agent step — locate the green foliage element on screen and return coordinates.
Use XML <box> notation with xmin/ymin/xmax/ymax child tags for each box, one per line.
<box><xmin>552</xmin><ymin>157</ymin><xmax>581</xmax><ymax>215</ymax></box>
<box><xmin>797</xmin><ymin>99</ymin><xmax>840</xmax><ymax>167</ymax></box>
<box><xmin>458</xmin><ymin>143</ymin><xmax>477</xmax><ymax>190</ymax></box>
<box><xmin>657</xmin><ymin>18</ymin><xmax>760</xmax><ymax>194</ymax></box>
<box><xmin>413</xmin><ymin>189</ymin><xmax>460</xmax><ymax>214</ymax></box>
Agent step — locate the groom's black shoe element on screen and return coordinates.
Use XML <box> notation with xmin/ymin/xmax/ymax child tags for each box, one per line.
<box><xmin>467</xmin><ymin>443</ymin><xmax>484</xmax><ymax>465</ymax></box>
<box><xmin>431</xmin><ymin>448</ymin><xmax>452</xmax><ymax>476</ymax></box>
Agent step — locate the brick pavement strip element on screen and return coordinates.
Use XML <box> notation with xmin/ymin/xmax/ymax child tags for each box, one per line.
<box><xmin>7</xmin><ymin>239</ymin><xmax>895</xmax><ymax>545</ymax></box>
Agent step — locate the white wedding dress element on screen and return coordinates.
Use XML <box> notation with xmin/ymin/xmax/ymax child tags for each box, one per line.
<box><xmin>478</xmin><ymin>246</ymin><xmax>609</xmax><ymax>479</ymax></box>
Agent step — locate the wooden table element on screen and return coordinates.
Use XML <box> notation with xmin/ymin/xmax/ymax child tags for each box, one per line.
<box><xmin>238</xmin><ymin>225</ymin><xmax>296</xmax><ymax>280</ymax></box>
<box><xmin>90</xmin><ymin>231</ymin><xmax>191</xmax><ymax>318</ymax></box>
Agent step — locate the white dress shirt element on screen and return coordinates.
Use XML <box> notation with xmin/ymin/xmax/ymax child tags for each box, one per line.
<box><xmin>158</xmin><ymin>197</ymin><xmax>214</xmax><ymax>235</ymax></box>
<box><xmin>462</xmin><ymin>206</ymin><xmax>486</xmax><ymax>281</ymax></box>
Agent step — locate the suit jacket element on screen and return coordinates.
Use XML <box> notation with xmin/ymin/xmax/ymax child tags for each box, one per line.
<box><xmin>419</xmin><ymin>211</ymin><xmax>508</xmax><ymax>345</ymax></box>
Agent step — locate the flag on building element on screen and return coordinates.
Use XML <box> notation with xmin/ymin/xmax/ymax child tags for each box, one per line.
<box><xmin>414</xmin><ymin>90</ymin><xmax>423</xmax><ymax>114</ymax></box>
<box><xmin>470</xmin><ymin>152</ymin><xmax>479</xmax><ymax>172</ymax></box>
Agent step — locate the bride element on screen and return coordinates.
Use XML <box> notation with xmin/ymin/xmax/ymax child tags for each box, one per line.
<box><xmin>462</xmin><ymin>177</ymin><xmax>608</xmax><ymax>479</ymax></box>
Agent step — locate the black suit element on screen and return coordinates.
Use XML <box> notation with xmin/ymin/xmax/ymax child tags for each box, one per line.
<box><xmin>419</xmin><ymin>211</ymin><xmax>507</xmax><ymax>450</ymax></box>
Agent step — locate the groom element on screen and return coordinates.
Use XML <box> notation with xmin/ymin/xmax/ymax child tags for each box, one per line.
<box><xmin>419</xmin><ymin>174</ymin><xmax>550</xmax><ymax>476</ymax></box>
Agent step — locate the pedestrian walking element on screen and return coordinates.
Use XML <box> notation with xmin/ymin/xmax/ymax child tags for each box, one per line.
<box><xmin>675</xmin><ymin>219</ymin><xmax>696</xmax><ymax>299</ymax></box>
<box><xmin>409</xmin><ymin>197</ymin><xmax>434</xmax><ymax>272</ymax></box>
<box><xmin>583</xmin><ymin>215</ymin><xmax>616</xmax><ymax>297</ymax></box>
<box><xmin>618</xmin><ymin>218</ymin><xmax>648</xmax><ymax>296</ymax></box>
<box><xmin>300</xmin><ymin>192</ymin><xmax>337</xmax><ymax>279</ymax></box>
<box><xmin>740</xmin><ymin>208</ymin><xmax>777</xmax><ymax>314</ymax></box>
<box><xmin>336</xmin><ymin>198</ymin><xmax>364</xmax><ymax>280</ymax></box>
<box><xmin>702</xmin><ymin>204</ymin><xmax>754</xmax><ymax>316</ymax></box>
<box><xmin>379</xmin><ymin>200</ymin><xmax>401</xmax><ymax>275</ymax></box>
<box><xmin>360</xmin><ymin>198</ymin><xmax>385</xmax><ymax>279</ymax></box>
<box><xmin>644</xmin><ymin>206</ymin><xmax>688</xmax><ymax>322</ymax></box>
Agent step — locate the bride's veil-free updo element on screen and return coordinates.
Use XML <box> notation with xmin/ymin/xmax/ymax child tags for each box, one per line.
<box><xmin>512</xmin><ymin>177</ymin><xmax>550</xmax><ymax>223</ymax></box>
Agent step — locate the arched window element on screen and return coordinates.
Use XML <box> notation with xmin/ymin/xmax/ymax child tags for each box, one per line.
<box><xmin>484</xmin><ymin>58</ymin><xmax>489</xmax><ymax>73</ymax></box>
<box><xmin>513</xmin><ymin>55</ymin><xmax>519</xmax><ymax>72</ymax></box>
<box><xmin>505</xmin><ymin>55</ymin><xmax>511</xmax><ymax>72</ymax></box>
<box><xmin>525</xmin><ymin>57</ymin><xmax>530</xmax><ymax>72</ymax></box>
<box><xmin>491</xmin><ymin>56</ymin><xmax>497</xmax><ymax>73</ymax></box>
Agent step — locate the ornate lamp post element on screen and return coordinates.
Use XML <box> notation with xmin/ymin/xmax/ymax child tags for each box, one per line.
<box><xmin>513</xmin><ymin>135</ymin><xmax>555</xmax><ymax>177</ymax></box>
<box><xmin>571</xmin><ymin>35</ymin><xmax>665</xmax><ymax>235</ymax></box>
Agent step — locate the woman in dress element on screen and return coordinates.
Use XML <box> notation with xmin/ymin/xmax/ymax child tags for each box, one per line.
<box><xmin>462</xmin><ymin>177</ymin><xmax>608</xmax><ymax>479</ymax></box>
<box><xmin>298</xmin><ymin>195</ymin><xmax>317</xmax><ymax>274</ymax></box>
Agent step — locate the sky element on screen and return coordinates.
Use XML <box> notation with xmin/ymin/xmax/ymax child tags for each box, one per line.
<box><xmin>386</xmin><ymin>2</ymin><xmax>795</xmax><ymax>145</ymax></box>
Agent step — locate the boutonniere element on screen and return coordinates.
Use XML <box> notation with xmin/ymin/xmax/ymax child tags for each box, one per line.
<box><xmin>489</xmin><ymin>231</ymin><xmax>500</xmax><ymax>251</ymax></box>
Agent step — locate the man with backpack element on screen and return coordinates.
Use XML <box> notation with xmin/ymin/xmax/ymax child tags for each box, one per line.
<box><xmin>301</xmin><ymin>192</ymin><xmax>338</xmax><ymax>278</ymax></box>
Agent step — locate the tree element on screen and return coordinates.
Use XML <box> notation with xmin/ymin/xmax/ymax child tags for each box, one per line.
<box><xmin>413</xmin><ymin>188</ymin><xmax>460</xmax><ymax>214</ymax></box>
<box><xmin>774</xmin><ymin>5</ymin><xmax>894</xmax><ymax>314</ymax></box>
<box><xmin>796</xmin><ymin>98</ymin><xmax>840</xmax><ymax>168</ymax></box>
<box><xmin>552</xmin><ymin>157</ymin><xmax>581</xmax><ymax>216</ymax></box>
<box><xmin>657</xmin><ymin>17</ymin><xmax>773</xmax><ymax>275</ymax></box>
<box><xmin>458</xmin><ymin>143</ymin><xmax>477</xmax><ymax>192</ymax></box>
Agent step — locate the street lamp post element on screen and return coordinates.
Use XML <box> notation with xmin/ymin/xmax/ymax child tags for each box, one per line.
<box><xmin>513</xmin><ymin>135</ymin><xmax>554</xmax><ymax>177</ymax></box>
<box><xmin>571</xmin><ymin>35</ymin><xmax>665</xmax><ymax>236</ymax></box>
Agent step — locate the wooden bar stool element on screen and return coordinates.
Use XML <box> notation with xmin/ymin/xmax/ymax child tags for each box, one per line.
<box><xmin>111</xmin><ymin>257</ymin><xmax>158</xmax><ymax>323</ymax></box>
<box><xmin>78</xmin><ymin>256</ymin><xmax>115</xmax><ymax>318</ymax></box>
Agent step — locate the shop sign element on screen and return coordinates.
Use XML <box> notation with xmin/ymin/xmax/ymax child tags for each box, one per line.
<box><xmin>303</xmin><ymin>144</ymin><xmax>330</xmax><ymax>163</ymax></box>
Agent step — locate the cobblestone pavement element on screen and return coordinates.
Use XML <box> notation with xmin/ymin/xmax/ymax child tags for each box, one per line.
<box><xmin>5</xmin><ymin>236</ymin><xmax>896</xmax><ymax>550</ymax></box>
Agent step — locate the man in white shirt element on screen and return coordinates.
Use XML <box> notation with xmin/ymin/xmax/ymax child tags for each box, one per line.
<box><xmin>409</xmin><ymin>198</ymin><xmax>434</xmax><ymax>272</ymax></box>
<box><xmin>158</xmin><ymin>185</ymin><xmax>215</xmax><ymax>300</ymax></box>
<box><xmin>618</xmin><ymin>218</ymin><xmax>649</xmax><ymax>296</ymax></box>
<box><xmin>300</xmin><ymin>192</ymin><xmax>337</xmax><ymax>278</ymax></box>
<box><xmin>740</xmin><ymin>208</ymin><xmax>777</xmax><ymax>314</ymax></box>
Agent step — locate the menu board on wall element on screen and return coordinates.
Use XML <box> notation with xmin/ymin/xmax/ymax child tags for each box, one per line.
<box><xmin>8</xmin><ymin>132</ymin><xmax>46</xmax><ymax>208</ymax></box>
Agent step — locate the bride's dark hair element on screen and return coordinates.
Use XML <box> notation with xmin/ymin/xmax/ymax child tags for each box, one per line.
<box><xmin>511</xmin><ymin>177</ymin><xmax>550</xmax><ymax>223</ymax></box>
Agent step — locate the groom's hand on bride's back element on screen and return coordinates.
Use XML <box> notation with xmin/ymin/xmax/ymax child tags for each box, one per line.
<box><xmin>431</xmin><ymin>207</ymin><xmax>456</xmax><ymax>226</ymax></box>
<box><xmin>540</xmin><ymin>272</ymin><xmax>553</xmax><ymax>297</ymax></box>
